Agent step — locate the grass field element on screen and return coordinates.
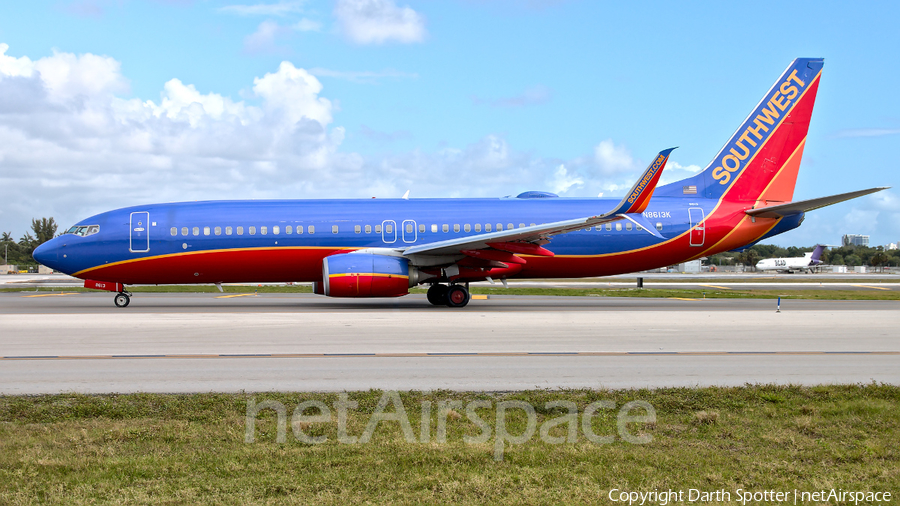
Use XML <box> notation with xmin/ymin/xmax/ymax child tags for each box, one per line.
<box><xmin>1</xmin><ymin>385</ymin><xmax>898</xmax><ymax>504</ymax></box>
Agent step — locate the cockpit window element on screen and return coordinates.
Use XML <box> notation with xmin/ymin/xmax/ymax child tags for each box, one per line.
<box><xmin>64</xmin><ymin>225</ymin><xmax>100</xmax><ymax>237</ymax></box>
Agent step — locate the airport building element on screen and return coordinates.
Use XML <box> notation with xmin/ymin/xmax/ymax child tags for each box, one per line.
<box><xmin>842</xmin><ymin>234</ymin><xmax>869</xmax><ymax>247</ymax></box>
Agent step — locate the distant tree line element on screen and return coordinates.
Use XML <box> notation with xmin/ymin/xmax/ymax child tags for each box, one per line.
<box><xmin>2</xmin><ymin>218</ymin><xmax>58</xmax><ymax>266</ymax></box>
<box><xmin>707</xmin><ymin>244</ymin><xmax>900</xmax><ymax>270</ymax></box>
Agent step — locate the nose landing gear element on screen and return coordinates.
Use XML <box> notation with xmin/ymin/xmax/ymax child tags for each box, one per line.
<box><xmin>114</xmin><ymin>291</ymin><xmax>132</xmax><ymax>308</ymax></box>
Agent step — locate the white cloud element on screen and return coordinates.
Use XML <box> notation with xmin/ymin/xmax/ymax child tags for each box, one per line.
<box><xmin>593</xmin><ymin>138</ymin><xmax>636</xmax><ymax>175</ymax></box>
<box><xmin>334</xmin><ymin>0</ymin><xmax>426</xmax><ymax>44</ymax></box>
<box><xmin>550</xmin><ymin>164</ymin><xmax>583</xmax><ymax>194</ymax></box>
<box><xmin>219</xmin><ymin>1</ymin><xmax>307</xmax><ymax>16</ymax></box>
<box><xmin>243</xmin><ymin>20</ymin><xmax>293</xmax><ymax>54</ymax></box>
<box><xmin>0</xmin><ymin>45</ymin><xmax>359</xmax><ymax>235</ymax></box>
<box><xmin>294</xmin><ymin>18</ymin><xmax>322</xmax><ymax>31</ymax></box>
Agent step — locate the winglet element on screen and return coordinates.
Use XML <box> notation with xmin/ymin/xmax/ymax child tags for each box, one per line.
<box><xmin>608</xmin><ymin>147</ymin><xmax>675</xmax><ymax>215</ymax></box>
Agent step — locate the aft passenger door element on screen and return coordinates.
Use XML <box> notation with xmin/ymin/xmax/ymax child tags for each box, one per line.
<box><xmin>130</xmin><ymin>211</ymin><xmax>150</xmax><ymax>252</ymax></box>
<box><xmin>688</xmin><ymin>207</ymin><xmax>705</xmax><ymax>247</ymax></box>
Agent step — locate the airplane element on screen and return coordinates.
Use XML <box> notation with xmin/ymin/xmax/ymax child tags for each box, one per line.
<box><xmin>755</xmin><ymin>244</ymin><xmax>827</xmax><ymax>273</ymax></box>
<box><xmin>33</xmin><ymin>57</ymin><xmax>888</xmax><ymax>308</ymax></box>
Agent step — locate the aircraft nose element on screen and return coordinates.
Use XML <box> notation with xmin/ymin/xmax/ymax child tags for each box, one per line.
<box><xmin>33</xmin><ymin>239</ymin><xmax>60</xmax><ymax>268</ymax></box>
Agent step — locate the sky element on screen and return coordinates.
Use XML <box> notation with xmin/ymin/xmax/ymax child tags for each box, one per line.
<box><xmin>1</xmin><ymin>0</ymin><xmax>898</xmax><ymax>248</ymax></box>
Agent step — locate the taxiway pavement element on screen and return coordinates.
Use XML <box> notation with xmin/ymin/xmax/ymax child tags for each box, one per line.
<box><xmin>1</xmin><ymin>292</ymin><xmax>897</xmax><ymax>394</ymax></box>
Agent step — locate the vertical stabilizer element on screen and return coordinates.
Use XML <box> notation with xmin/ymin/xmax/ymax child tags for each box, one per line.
<box><xmin>657</xmin><ymin>58</ymin><xmax>824</xmax><ymax>204</ymax></box>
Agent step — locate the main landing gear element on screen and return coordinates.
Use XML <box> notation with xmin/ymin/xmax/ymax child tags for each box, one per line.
<box><xmin>114</xmin><ymin>291</ymin><xmax>132</xmax><ymax>308</ymax></box>
<box><xmin>427</xmin><ymin>283</ymin><xmax>470</xmax><ymax>308</ymax></box>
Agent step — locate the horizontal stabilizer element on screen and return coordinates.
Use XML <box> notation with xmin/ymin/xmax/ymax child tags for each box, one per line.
<box><xmin>745</xmin><ymin>187</ymin><xmax>889</xmax><ymax>219</ymax></box>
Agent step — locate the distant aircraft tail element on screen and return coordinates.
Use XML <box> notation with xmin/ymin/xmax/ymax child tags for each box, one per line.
<box><xmin>810</xmin><ymin>244</ymin><xmax>826</xmax><ymax>264</ymax></box>
<box><xmin>657</xmin><ymin>58</ymin><xmax>824</xmax><ymax>204</ymax></box>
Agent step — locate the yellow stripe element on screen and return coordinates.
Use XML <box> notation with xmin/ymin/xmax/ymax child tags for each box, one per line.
<box><xmin>853</xmin><ymin>285</ymin><xmax>891</xmax><ymax>291</ymax></box>
<box><xmin>73</xmin><ymin>246</ymin><xmax>358</xmax><ymax>277</ymax></box>
<box><xmin>329</xmin><ymin>273</ymin><xmax>409</xmax><ymax>279</ymax></box>
<box><xmin>471</xmin><ymin>294</ymin><xmax>489</xmax><ymax>300</ymax></box>
<box><xmin>215</xmin><ymin>293</ymin><xmax>257</xmax><ymax>298</ymax></box>
<box><xmin>699</xmin><ymin>284</ymin><xmax>730</xmax><ymax>290</ymax></box>
<box><xmin>668</xmin><ymin>297</ymin><xmax>697</xmax><ymax>301</ymax></box>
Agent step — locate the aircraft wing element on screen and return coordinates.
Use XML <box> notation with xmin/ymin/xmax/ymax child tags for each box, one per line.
<box><xmin>745</xmin><ymin>187</ymin><xmax>889</xmax><ymax>219</ymax></box>
<box><xmin>403</xmin><ymin>148</ymin><xmax>675</xmax><ymax>258</ymax></box>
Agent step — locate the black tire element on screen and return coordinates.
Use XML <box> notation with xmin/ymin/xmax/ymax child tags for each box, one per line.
<box><xmin>114</xmin><ymin>293</ymin><xmax>130</xmax><ymax>308</ymax></box>
<box><xmin>445</xmin><ymin>285</ymin><xmax>469</xmax><ymax>308</ymax></box>
<box><xmin>426</xmin><ymin>284</ymin><xmax>448</xmax><ymax>306</ymax></box>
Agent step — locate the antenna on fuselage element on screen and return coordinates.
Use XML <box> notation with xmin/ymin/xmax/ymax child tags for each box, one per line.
<box><xmin>402</xmin><ymin>190</ymin><xmax>410</xmax><ymax>200</ymax></box>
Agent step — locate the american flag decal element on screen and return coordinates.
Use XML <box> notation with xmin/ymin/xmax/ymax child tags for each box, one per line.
<box><xmin>683</xmin><ymin>185</ymin><xmax>697</xmax><ymax>195</ymax></box>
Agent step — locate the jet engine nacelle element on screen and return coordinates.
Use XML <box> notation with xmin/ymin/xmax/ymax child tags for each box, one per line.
<box><xmin>318</xmin><ymin>253</ymin><xmax>421</xmax><ymax>298</ymax></box>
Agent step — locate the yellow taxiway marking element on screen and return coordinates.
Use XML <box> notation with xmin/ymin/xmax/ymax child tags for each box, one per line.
<box><xmin>471</xmin><ymin>295</ymin><xmax>489</xmax><ymax>300</ymax></box>
<box><xmin>852</xmin><ymin>285</ymin><xmax>891</xmax><ymax>291</ymax></box>
<box><xmin>668</xmin><ymin>297</ymin><xmax>698</xmax><ymax>301</ymax></box>
<box><xmin>22</xmin><ymin>293</ymin><xmax>79</xmax><ymax>298</ymax></box>
<box><xmin>215</xmin><ymin>293</ymin><xmax>258</xmax><ymax>299</ymax></box>
<box><xmin>699</xmin><ymin>284</ymin><xmax>731</xmax><ymax>290</ymax></box>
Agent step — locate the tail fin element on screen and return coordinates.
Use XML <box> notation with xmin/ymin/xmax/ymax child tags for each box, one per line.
<box><xmin>657</xmin><ymin>58</ymin><xmax>824</xmax><ymax>203</ymax></box>
<box><xmin>810</xmin><ymin>244</ymin><xmax>826</xmax><ymax>264</ymax></box>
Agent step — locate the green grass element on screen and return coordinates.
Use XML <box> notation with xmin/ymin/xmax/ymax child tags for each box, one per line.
<box><xmin>1</xmin><ymin>385</ymin><xmax>898</xmax><ymax>504</ymax></box>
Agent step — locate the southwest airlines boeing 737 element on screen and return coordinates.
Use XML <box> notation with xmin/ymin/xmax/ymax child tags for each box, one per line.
<box><xmin>33</xmin><ymin>58</ymin><xmax>887</xmax><ymax>308</ymax></box>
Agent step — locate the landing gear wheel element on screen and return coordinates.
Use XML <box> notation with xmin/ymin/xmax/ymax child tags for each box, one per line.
<box><xmin>445</xmin><ymin>285</ymin><xmax>470</xmax><ymax>308</ymax></box>
<box><xmin>114</xmin><ymin>293</ymin><xmax>130</xmax><ymax>308</ymax></box>
<box><xmin>427</xmin><ymin>284</ymin><xmax>448</xmax><ymax>306</ymax></box>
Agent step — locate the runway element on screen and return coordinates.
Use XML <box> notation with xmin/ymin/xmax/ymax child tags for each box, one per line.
<box><xmin>1</xmin><ymin>292</ymin><xmax>897</xmax><ymax>394</ymax></box>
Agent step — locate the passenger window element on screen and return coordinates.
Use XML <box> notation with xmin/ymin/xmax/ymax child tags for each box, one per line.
<box><xmin>656</xmin><ymin>222</ymin><xmax>663</xmax><ymax>231</ymax></box>
<box><xmin>496</xmin><ymin>223</ymin><xmax>503</xmax><ymax>231</ymax></box>
<box><xmin>475</xmin><ymin>224</ymin><xmax>481</xmax><ymax>232</ymax></box>
<box><xmin>286</xmin><ymin>226</ymin><xmax>292</xmax><ymax>235</ymax></box>
<box><xmin>508</xmin><ymin>223</ymin><xmax>514</xmax><ymax>230</ymax></box>
<box><xmin>432</xmin><ymin>224</ymin><xmax>438</xmax><ymax>233</ymax></box>
<box><xmin>365</xmin><ymin>225</ymin><xmax>371</xmax><ymax>234</ymax></box>
<box><xmin>519</xmin><ymin>223</ymin><xmax>525</xmax><ymax>229</ymax></box>
<box><xmin>626</xmin><ymin>222</ymin><xmax>633</xmax><ymax>231</ymax></box>
<box><xmin>193</xmin><ymin>227</ymin><xmax>199</xmax><ymax>236</ymax></box>
<box><xmin>355</xmin><ymin>225</ymin><xmax>361</xmax><ymax>234</ymax></box>
<box><xmin>485</xmin><ymin>223</ymin><xmax>492</xmax><ymax>232</ymax></box>
<box><xmin>170</xmin><ymin>227</ymin><xmax>177</xmax><ymax>236</ymax></box>
<box><xmin>453</xmin><ymin>224</ymin><xmax>460</xmax><ymax>233</ymax></box>
<box><xmin>273</xmin><ymin>226</ymin><xmax>279</xmax><ymax>234</ymax></box>
<box><xmin>385</xmin><ymin>224</ymin><xmax>392</xmax><ymax>233</ymax></box>
<box><xmin>442</xmin><ymin>224</ymin><xmax>449</xmax><ymax>233</ymax></box>
<box><xmin>298</xmin><ymin>226</ymin><xmax>304</xmax><ymax>234</ymax></box>
<box><xmin>615</xmin><ymin>223</ymin><xmax>622</xmax><ymax>231</ymax></box>
<box><xmin>308</xmin><ymin>226</ymin><xmax>315</xmax><ymax>234</ymax></box>
<box><xmin>226</xmin><ymin>226</ymin><xmax>233</xmax><ymax>235</ymax></box>
<box><xmin>464</xmin><ymin>224</ymin><xmax>471</xmax><ymax>232</ymax></box>
<box><xmin>605</xmin><ymin>223</ymin><xmax>612</xmax><ymax>231</ymax></box>
<box><xmin>203</xmin><ymin>227</ymin><xmax>210</xmax><ymax>236</ymax></box>
<box><xmin>215</xmin><ymin>226</ymin><xmax>221</xmax><ymax>235</ymax></box>
<box><xmin>530</xmin><ymin>223</ymin><xmax>536</xmax><ymax>227</ymax></box>
<box><xmin>406</xmin><ymin>223</ymin><xmax>413</xmax><ymax>233</ymax></box>
<box><xmin>332</xmin><ymin>225</ymin><xmax>339</xmax><ymax>234</ymax></box>
<box><xmin>261</xmin><ymin>226</ymin><xmax>267</xmax><ymax>235</ymax></box>
<box><xmin>237</xmin><ymin>226</ymin><xmax>244</xmax><ymax>235</ymax></box>
<box><xmin>375</xmin><ymin>225</ymin><xmax>382</xmax><ymax>233</ymax></box>
<box><xmin>637</xmin><ymin>225</ymin><xmax>643</xmax><ymax>231</ymax></box>
<box><xmin>419</xmin><ymin>224</ymin><xmax>425</xmax><ymax>233</ymax></box>
<box><xmin>249</xmin><ymin>226</ymin><xmax>256</xmax><ymax>235</ymax></box>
